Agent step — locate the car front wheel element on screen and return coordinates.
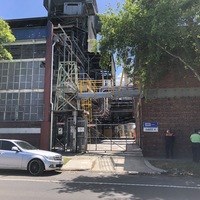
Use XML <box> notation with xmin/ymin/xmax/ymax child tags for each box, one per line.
<box><xmin>28</xmin><ymin>159</ymin><xmax>44</xmax><ymax>176</ymax></box>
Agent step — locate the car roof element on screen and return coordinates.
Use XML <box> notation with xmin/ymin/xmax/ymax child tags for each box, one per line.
<box><xmin>0</xmin><ymin>139</ymin><xmax>23</xmax><ymax>142</ymax></box>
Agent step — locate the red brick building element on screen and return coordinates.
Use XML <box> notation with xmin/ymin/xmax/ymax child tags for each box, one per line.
<box><xmin>135</xmin><ymin>66</ymin><xmax>200</xmax><ymax>158</ymax></box>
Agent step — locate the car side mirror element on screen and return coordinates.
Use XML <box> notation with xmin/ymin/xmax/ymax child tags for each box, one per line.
<box><xmin>11</xmin><ymin>146</ymin><xmax>19</xmax><ymax>152</ymax></box>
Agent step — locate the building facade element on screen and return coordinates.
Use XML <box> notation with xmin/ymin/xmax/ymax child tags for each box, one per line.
<box><xmin>0</xmin><ymin>19</ymin><xmax>53</xmax><ymax>148</ymax></box>
<box><xmin>0</xmin><ymin>0</ymin><xmax>111</xmax><ymax>151</ymax></box>
<box><xmin>135</xmin><ymin>66</ymin><xmax>200</xmax><ymax>158</ymax></box>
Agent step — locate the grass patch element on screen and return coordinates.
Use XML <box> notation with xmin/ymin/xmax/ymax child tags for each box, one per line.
<box><xmin>63</xmin><ymin>157</ymin><xmax>71</xmax><ymax>165</ymax></box>
<box><xmin>149</xmin><ymin>159</ymin><xmax>200</xmax><ymax>176</ymax></box>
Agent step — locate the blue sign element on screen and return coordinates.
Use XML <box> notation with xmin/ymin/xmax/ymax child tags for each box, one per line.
<box><xmin>143</xmin><ymin>122</ymin><xmax>158</xmax><ymax>132</ymax></box>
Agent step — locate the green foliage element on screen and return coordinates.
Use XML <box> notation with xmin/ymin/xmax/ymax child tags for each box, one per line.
<box><xmin>98</xmin><ymin>0</ymin><xmax>200</xmax><ymax>88</ymax></box>
<box><xmin>0</xmin><ymin>18</ymin><xmax>15</xmax><ymax>60</ymax></box>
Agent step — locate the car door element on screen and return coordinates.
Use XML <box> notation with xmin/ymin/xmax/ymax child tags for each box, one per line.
<box><xmin>0</xmin><ymin>141</ymin><xmax>23</xmax><ymax>169</ymax></box>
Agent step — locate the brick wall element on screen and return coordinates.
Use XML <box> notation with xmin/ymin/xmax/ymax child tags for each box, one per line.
<box><xmin>0</xmin><ymin>134</ymin><xmax>40</xmax><ymax>148</ymax></box>
<box><xmin>137</xmin><ymin>66</ymin><xmax>200</xmax><ymax>158</ymax></box>
<box><xmin>148</xmin><ymin>65</ymin><xmax>200</xmax><ymax>89</ymax></box>
<box><xmin>0</xmin><ymin>121</ymin><xmax>42</xmax><ymax>148</ymax></box>
<box><xmin>141</xmin><ymin>97</ymin><xmax>200</xmax><ymax>158</ymax></box>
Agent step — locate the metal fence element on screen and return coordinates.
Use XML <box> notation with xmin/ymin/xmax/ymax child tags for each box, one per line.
<box><xmin>87</xmin><ymin>124</ymin><xmax>136</xmax><ymax>153</ymax></box>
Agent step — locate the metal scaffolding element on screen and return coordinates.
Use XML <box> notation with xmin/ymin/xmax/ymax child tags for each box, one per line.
<box><xmin>54</xmin><ymin>61</ymin><xmax>79</xmax><ymax>111</ymax></box>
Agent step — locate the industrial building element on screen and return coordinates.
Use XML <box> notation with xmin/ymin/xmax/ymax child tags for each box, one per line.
<box><xmin>0</xmin><ymin>0</ymin><xmax>139</xmax><ymax>153</ymax></box>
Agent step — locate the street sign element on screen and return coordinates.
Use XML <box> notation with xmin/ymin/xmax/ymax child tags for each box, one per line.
<box><xmin>143</xmin><ymin>122</ymin><xmax>158</xmax><ymax>132</ymax></box>
<box><xmin>58</xmin><ymin>127</ymin><xmax>63</xmax><ymax>135</ymax></box>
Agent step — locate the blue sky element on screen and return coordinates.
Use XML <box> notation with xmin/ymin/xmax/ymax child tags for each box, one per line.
<box><xmin>0</xmin><ymin>0</ymin><xmax>125</xmax><ymax>84</ymax></box>
<box><xmin>0</xmin><ymin>0</ymin><xmax>124</xmax><ymax>19</ymax></box>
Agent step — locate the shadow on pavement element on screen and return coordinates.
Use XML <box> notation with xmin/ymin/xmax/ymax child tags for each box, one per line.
<box><xmin>0</xmin><ymin>169</ymin><xmax>62</xmax><ymax>177</ymax></box>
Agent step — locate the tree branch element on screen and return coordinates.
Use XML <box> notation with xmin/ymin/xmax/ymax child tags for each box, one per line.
<box><xmin>157</xmin><ymin>44</ymin><xmax>200</xmax><ymax>82</ymax></box>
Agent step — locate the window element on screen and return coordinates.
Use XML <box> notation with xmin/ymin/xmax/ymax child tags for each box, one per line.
<box><xmin>0</xmin><ymin>41</ymin><xmax>46</xmax><ymax>122</ymax></box>
<box><xmin>7</xmin><ymin>43</ymin><xmax>46</xmax><ymax>59</ymax></box>
<box><xmin>1</xmin><ymin>141</ymin><xmax>14</xmax><ymax>151</ymax></box>
<box><xmin>0</xmin><ymin>60</ymin><xmax>44</xmax><ymax>121</ymax></box>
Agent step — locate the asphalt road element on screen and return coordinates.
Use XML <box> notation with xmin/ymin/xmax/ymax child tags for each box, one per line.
<box><xmin>0</xmin><ymin>170</ymin><xmax>200</xmax><ymax>200</ymax></box>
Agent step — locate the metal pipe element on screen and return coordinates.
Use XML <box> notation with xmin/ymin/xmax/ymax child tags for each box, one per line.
<box><xmin>48</xmin><ymin>0</ymin><xmax>51</xmax><ymax>20</ymax></box>
<box><xmin>50</xmin><ymin>40</ymin><xmax>56</xmax><ymax>150</ymax></box>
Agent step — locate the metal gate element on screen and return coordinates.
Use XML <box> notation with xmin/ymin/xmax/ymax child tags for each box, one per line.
<box><xmin>87</xmin><ymin>123</ymin><xmax>136</xmax><ymax>153</ymax></box>
<box><xmin>53</xmin><ymin>118</ymin><xmax>135</xmax><ymax>153</ymax></box>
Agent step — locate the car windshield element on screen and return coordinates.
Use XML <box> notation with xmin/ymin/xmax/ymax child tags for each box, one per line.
<box><xmin>15</xmin><ymin>141</ymin><xmax>37</xmax><ymax>150</ymax></box>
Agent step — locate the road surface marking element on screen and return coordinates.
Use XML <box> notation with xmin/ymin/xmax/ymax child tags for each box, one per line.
<box><xmin>0</xmin><ymin>178</ymin><xmax>200</xmax><ymax>190</ymax></box>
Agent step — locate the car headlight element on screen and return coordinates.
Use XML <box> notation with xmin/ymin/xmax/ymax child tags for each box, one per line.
<box><xmin>45</xmin><ymin>156</ymin><xmax>55</xmax><ymax>161</ymax></box>
<box><xmin>45</xmin><ymin>155</ymin><xmax>62</xmax><ymax>161</ymax></box>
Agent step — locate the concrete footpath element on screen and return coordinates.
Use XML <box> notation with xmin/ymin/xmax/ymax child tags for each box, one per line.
<box><xmin>61</xmin><ymin>152</ymin><xmax>166</xmax><ymax>175</ymax></box>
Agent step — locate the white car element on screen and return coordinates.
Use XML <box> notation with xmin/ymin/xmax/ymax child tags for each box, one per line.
<box><xmin>0</xmin><ymin>139</ymin><xmax>64</xmax><ymax>176</ymax></box>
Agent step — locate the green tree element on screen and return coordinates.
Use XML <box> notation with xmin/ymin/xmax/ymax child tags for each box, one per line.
<box><xmin>98</xmin><ymin>0</ymin><xmax>200</xmax><ymax>88</ymax></box>
<box><xmin>0</xmin><ymin>18</ymin><xmax>15</xmax><ymax>60</ymax></box>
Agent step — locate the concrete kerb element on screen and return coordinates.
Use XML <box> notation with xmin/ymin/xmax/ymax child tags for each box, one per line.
<box><xmin>62</xmin><ymin>155</ymin><xmax>97</xmax><ymax>171</ymax></box>
<box><xmin>143</xmin><ymin>159</ymin><xmax>167</xmax><ymax>174</ymax></box>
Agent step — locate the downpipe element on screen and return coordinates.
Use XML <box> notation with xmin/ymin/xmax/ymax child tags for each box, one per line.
<box><xmin>50</xmin><ymin>39</ymin><xmax>57</xmax><ymax>150</ymax></box>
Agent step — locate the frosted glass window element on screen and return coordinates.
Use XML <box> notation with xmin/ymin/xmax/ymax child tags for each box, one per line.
<box><xmin>0</xmin><ymin>61</ymin><xmax>45</xmax><ymax>121</ymax></box>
